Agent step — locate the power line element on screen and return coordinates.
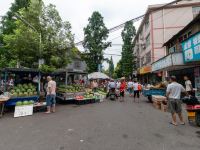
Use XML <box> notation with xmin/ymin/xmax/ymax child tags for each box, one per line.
<box><xmin>75</xmin><ymin>0</ymin><xmax>185</xmax><ymax>46</ymax></box>
<box><xmin>75</xmin><ymin>15</ymin><xmax>144</xmax><ymax>46</ymax></box>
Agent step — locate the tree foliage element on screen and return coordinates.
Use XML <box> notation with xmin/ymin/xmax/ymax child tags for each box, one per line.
<box><xmin>0</xmin><ymin>0</ymin><xmax>31</xmax><ymax>68</ymax></box>
<box><xmin>83</xmin><ymin>11</ymin><xmax>110</xmax><ymax>73</ymax></box>
<box><xmin>113</xmin><ymin>60</ymin><xmax>122</xmax><ymax>79</ymax></box>
<box><xmin>120</xmin><ymin>21</ymin><xmax>136</xmax><ymax>77</ymax></box>
<box><xmin>1</xmin><ymin>0</ymin><xmax>74</xmax><ymax>72</ymax></box>
<box><xmin>108</xmin><ymin>56</ymin><xmax>114</xmax><ymax>77</ymax></box>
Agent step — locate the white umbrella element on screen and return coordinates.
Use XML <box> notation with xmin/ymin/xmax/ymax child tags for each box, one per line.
<box><xmin>88</xmin><ymin>72</ymin><xmax>110</xmax><ymax>80</ymax></box>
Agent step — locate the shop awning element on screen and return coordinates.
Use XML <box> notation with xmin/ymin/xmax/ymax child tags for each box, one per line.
<box><xmin>138</xmin><ymin>66</ymin><xmax>152</xmax><ymax>75</ymax></box>
<box><xmin>88</xmin><ymin>72</ymin><xmax>110</xmax><ymax>80</ymax></box>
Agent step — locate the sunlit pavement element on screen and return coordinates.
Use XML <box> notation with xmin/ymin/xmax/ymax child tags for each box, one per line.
<box><xmin>0</xmin><ymin>96</ymin><xmax>200</xmax><ymax>150</ymax></box>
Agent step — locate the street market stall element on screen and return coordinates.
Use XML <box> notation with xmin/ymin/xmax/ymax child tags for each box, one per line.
<box><xmin>142</xmin><ymin>82</ymin><xmax>166</xmax><ymax>102</ymax></box>
<box><xmin>53</xmin><ymin>69</ymin><xmax>88</xmax><ymax>101</ymax></box>
<box><xmin>53</xmin><ymin>70</ymin><xmax>107</xmax><ymax>104</ymax></box>
<box><xmin>0</xmin><ymin>68</ymin><xmax>40</xmax><ymax>107</ymax></box>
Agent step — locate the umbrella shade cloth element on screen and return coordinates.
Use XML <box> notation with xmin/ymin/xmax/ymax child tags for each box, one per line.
<box><xmin>88</xmin><ymin>72</ymin><xmax>110</xmax><ymax>80</ymax></box>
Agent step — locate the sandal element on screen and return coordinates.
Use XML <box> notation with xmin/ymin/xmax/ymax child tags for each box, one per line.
<box><xmin>180</xmin><ymin>122</ymin><xmax>185</xmax><ymax>125</ymax></box>
<box><xmin>170</xmin><ymin>122</ymin><xmax>177</xmax><ymax>126</ymax></box>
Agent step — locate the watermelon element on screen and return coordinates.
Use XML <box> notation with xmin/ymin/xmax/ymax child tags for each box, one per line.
<box><xmin>12</xmin><ymin>92</ymin><xmax>18</xmax><ymax>97</ymax></box>
<box><xmin>24</xmin><ymin>92</ymin><xmax>28</xmax><ymax>96</ymax></box>
<box><xmin>23</xmin><ymin>101</ymin><xmax>29</xmax><ymax>105</ymax></box>
<box><xmin>18</xmin><ymin>92</ymin><xmax>23</xmax><ymax>97</ymax></box>
<box><xmin>27</xmin><ymin>89</ymin><xmax>32</xmax><ymax>93</ymax></box>
<box><xmin>29</xmin><ymin>100</ymin><xmax>34</xmax><ymax>104</ymax></box>
<box><xmin>16</xmin><ymin>89</ymin><xmax>21</xmax><ymax>93</ymax></box>
<box><xmin>16</xmin><ymin>101</ymin><xmax>23</xmax><ymax>106</ymax></box>
<box><xmin>10</xmin><ymin>89</ymin><xmax>15</xmax><ymax>93</ymax></box>
<box><xmin>21</xmin><ymin>88</ymin><xmax>26</xmax><ymax>92</ymax></box>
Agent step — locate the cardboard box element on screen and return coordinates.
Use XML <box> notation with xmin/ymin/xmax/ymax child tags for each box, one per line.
<box><xmin>161</xmin><ymin>103</ymin><xmax>168</xmax><ymax>112</ymax></box>
<box><xmin>153</xmin><ymin>101</ymin><xmax>161</xmax><ymax>110</ymax></box>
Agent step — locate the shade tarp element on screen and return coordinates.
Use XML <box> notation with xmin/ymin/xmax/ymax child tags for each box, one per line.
<box><xmin>88</xmin><ymin>72</ymin><xmax>110</xmax><ymax>80</ymax></box>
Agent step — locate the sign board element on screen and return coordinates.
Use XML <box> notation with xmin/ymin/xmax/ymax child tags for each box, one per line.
<box><xmin>14</xmin><ymin>105</ymin><xmax>33</xmax><ymax>118</ymax></box>
<box><xmin>152</xmin><ymin>53</ymin><xmax>184</xmax><ymax>72</ymax></box>
<box><xmin>182</xmin><ymin>32</ymin><xmax>200</xmax><ymax>62</ymax></box>
<box><xmin>152</xmin><ymin>55</ymin><xmax>172</xmax><ymax>71</ymax></box>
<box><xmin>139</xmin><ymin>66</ymin><xmax>152</xmax><ymax>74</ymax></box>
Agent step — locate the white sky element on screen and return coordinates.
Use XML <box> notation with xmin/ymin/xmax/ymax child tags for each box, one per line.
<box><xmin>0</xmin><ymin>0</ymin><xmax>172</xmax><ymax>69</ymax></box>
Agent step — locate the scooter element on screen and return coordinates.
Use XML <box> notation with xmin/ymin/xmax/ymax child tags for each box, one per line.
<box><xmin>182</xmin><ymin>96</ymin><xmax>200</xmax><ymax>126</ymax></box>
<box><xmin>109</xmin><ymin>88</ymin><xmax>116</xmax><ymax>101</ymax></box>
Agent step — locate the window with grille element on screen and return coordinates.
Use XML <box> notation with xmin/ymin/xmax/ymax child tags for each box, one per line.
<box><xmin>192</xmin><ymin>7</ymin><xmax>200</xmax><ymax>18</ymax></box>
<box><xmin>146</xmin><ymin>34</ymin><xmax>150</xmax><ymax>48</ymax></box>
<box><xmin>146</xmin><ymin>51</ymin><xmax>151</xmax><ymax>64</ymax></box>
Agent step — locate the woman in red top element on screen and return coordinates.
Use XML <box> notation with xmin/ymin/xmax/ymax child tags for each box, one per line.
<box><xmin>120</xmin><ymin>79</ymin><xmax>126</xmax><ymax>102</ymax></box>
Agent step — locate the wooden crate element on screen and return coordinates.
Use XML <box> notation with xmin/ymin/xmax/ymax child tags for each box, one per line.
<box><xmin>161</xmin><ymin>103</ymin><xmax>168</xmax><ymax>112</ymax></box>
<box><xmin>153</xmin><ymin>101</ymin><xmax>161</xmax><ymax>110</ymax></box>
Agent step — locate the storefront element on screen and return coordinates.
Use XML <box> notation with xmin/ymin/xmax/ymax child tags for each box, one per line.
<box><xmin>182</xmin><ymin>31</ymin><xmax>200</xmax><ymax>99</ymax></box>
<box><xmin>137</xmin><ymin>66</ymin><xmax>161</xmax><ymax>84</ymax></box>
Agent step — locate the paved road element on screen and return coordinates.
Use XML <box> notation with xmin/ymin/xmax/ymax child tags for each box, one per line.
<box><xmin>0</xmin><ymin>96</ymin><xmax>200</xmax><ymax>150</ymax></box>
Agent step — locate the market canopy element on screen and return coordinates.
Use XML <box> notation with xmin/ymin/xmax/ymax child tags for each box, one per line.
<box><xmin>88</xmin><ymin>72</ymin><xmax>110</xmax><ymax>80</ymax></box>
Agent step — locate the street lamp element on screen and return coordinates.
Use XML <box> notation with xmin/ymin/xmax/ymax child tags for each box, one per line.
<box><xmin>13</xmin><ymin>13</ymin><xmax>43</xmax><ymax>68</ymax></box>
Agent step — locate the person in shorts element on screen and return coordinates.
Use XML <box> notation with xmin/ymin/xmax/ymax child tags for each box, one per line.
<box><xmin>184</xmin><ymin>76</ymin><xmax>194</xmax><ymax>96</ymax></box>
<box><xmin>166</xmin><ymin>76</ymin><xmax>188</xmax><ymax>126</ymax></box>
<box><xmin>46</xmin><ymin>76</ymin><xmax>57</xmax><ymax>114</ymax></box>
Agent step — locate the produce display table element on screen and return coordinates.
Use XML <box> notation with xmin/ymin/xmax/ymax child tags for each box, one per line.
<box><xmin>0</xmin><ymin>97</ymin><xmax>10</xmax><ymax>117</ymax></box>
<box><xmin>5</xmin><ymin>96</ymin><xmax>39</xmax><ymax>106</ymax></box>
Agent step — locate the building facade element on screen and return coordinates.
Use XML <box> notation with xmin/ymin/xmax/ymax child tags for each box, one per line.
<box><xmin>133</xmin><ymin>0</ymin><xmax>200</xmax><ymax>84</ymax></box>
<box><xmin>152</xmin><ymin>13</ymin><xmax>200</xmax><ymax>98</ymax></box>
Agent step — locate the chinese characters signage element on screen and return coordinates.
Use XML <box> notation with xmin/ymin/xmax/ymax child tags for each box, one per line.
<box><xmin>182</xmin><ymin>32</ymin><xmax>200</xmax><ymax>62</ymax></box>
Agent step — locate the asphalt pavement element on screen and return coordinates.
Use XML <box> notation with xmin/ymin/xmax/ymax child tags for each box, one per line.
<box><xmin>0</xmin><ymin>96</ymin><xmax>200</xmax><ymax>150</ymax></box>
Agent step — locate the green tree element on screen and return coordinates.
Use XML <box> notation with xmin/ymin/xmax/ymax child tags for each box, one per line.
<box><xmin>83</xmin><ymin>11</ymin><xmax>110</xmax><ymax>73</ymax></box>
<box><xmin>120</xmin><ymin>21</ymin><xmax>136</xmax><ymax>77</ymax></box>
<box><xmin>3</xmin><ymin>0</ymin><xmax>74</xmax><ymax>72</ymax></box>
<box><xmin>108</xmin><ymin>56</ymin><xmax>114</xmax><ymax>77</ymax></box>
<box><xmin>0</xmin><ymin>0</ymin><xmax>31</xmax><ymax>67</ymax></box>
<box><xmin>113</xmin><ymin>60</ymin><xmax>122</xmax><ymax>79</ymax></box>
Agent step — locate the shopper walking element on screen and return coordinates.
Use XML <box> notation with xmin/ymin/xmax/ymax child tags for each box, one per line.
<box><xmin>184</xmin><ymin>76</ymin><xmax>193</xmax><ymax>96</ymax></box>
<box><xmin>166</xmin><ymin>76</ymin><xmax>187</xmax><ymax>126</ymax></box>
<box><xmin>120</xmin><ymin>78</ymin><xmax>126</xmax><ymax>102</ymax></box>
<box><xmin>133</xmin><ymin>80</ymin><xmax>140</xmax><ymax>102</ymax></box>
<box><xmin>127</xmin><ymin>79</ymin><xmax>133</xmax><ymax>96</ymax></box>
<box><xmin>45</xmin><ymin>76</ymin><xmax>57</xmax><ymax>114</ymax></box>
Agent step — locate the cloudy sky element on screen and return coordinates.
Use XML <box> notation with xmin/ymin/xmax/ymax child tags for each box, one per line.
<box><xmin>0</xmin><ymin>0</ymin><xmax>171</xmax><ymax>69</ymax></box>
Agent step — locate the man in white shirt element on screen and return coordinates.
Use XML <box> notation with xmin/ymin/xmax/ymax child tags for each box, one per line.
<box><xmin>184</xmin><ymin>76</ymin><xmax>193</xmax><ymax>95</ymax></box>
<box><xmin>133</xmin><ymin>81</ymin><xmax>140</xmax><ymax>102</ymax></box>
<box><xmin>166</xmin><ymin>76</ymin><xmax>187</xmax><ymax>126</ymax></box>
<box><xmin>127</xmin><ymin>80</ymin><xmax>133</xmax><ymax>96</ymax></box>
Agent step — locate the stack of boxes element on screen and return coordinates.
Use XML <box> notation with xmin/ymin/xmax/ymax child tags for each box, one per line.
<box><xmin>152</xmin><ymin>95</ymin><xmax>168</xmax><ymax>112</ymax></box>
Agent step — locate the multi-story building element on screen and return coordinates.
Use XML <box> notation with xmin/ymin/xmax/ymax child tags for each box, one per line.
<box><xmin>152</xmin><ymin>13</ymin><xmax>200</xmax><ymax>98</ymax></box>
<box><xmin>133</xmin><ymin>0</ymin><xmax>200</xmax><ymax>84</ymax></box>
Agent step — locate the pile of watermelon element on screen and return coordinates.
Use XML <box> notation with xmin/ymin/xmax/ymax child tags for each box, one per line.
<box><xmin>10</xmin><ymin>83</ymin><xmax>37</xmax><ymax>97</ymax></box>
<box><xmin>16</xmin><ymin>100</ymin><xmax>34</xmax><ymax>106</ymax></box>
